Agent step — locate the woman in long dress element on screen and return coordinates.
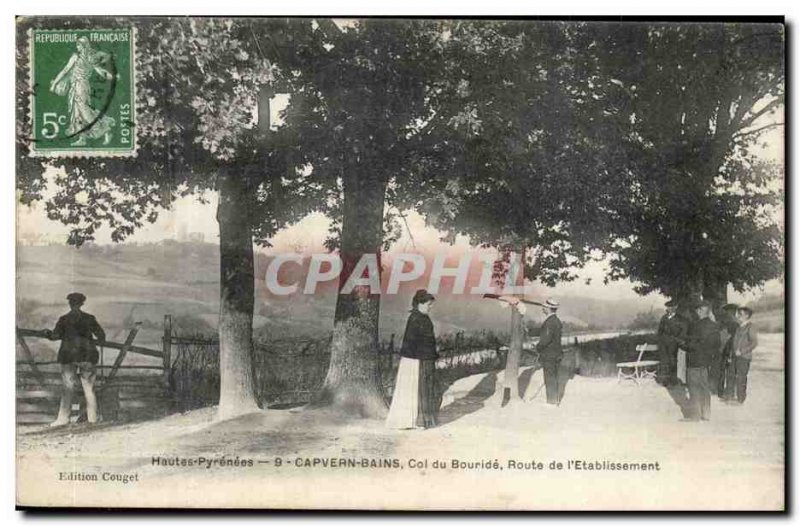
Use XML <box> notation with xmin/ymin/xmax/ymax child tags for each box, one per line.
<box><xmin>50</xmin><ymin>36</ymin><xmax>116</xmax><ymax>146</ymax></box>
<box><xmin>386</xmin><ymin>289</ymin><xmax>439</xmax><ymax>429</ymax></box>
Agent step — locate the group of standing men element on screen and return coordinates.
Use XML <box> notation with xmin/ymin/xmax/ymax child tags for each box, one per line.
<box><xmin>657</xmin><ymin>299</ymin><xmax>759</xmax><ymax>421</ymax></box>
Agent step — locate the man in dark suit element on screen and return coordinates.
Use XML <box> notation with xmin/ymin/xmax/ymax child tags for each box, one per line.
<box><xmin>536</xmin><ymin>299</ymin><xmax>563</xmax><ymax>406</ymax></box>
<box><xmin>45</xmin><ymin>292</ymin><xmax>105</xmax><ymax>426</ymax></box>
<box><xmin>726</xmin><ymin>306</ymin><xmax>759</xmax><ymax>404</ymax></box>
<box><xmin>714</xmin><ymin>303</ymin><xmax>739</xmax><ymax>398</ymax></box>
<box><xmin>682</xmin><ymin>300</ymin><xmax>720</xmax><ymax>421</ymax></box>
<box><xmin>657</xmin><ymin>299</ymin><xmax>687</xmax><ymax>386</ymax></box>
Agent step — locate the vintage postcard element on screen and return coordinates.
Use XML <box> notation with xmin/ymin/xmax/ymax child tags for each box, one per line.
<box><xmin>15</xmin><ymin>16</ymin><xmax>785</xmax><ymax>510</ymax></box>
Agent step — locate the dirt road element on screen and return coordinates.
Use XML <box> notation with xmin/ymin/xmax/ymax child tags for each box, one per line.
<box><xmin>17</xmin><ymin>334</ymin><xmax>784</xmax><ymax>510</ymax></box>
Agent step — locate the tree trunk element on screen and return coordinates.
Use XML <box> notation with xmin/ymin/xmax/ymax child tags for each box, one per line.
<box><xmin>502</xmin><ymin>249</ymin><xmax>526</xmax><ymax>402</ymax></box>
<box><xmin>216</xmin><ymin>167</ymin><xmax>260</xmax><ymax>420</ymax></box>
<box><xmin>676</xmin><ymin>272</ymin><xmax>704</xmax><ymax>307</ymax></box>
<box><xmin>503</xmin><ymin>303</ymin><xmax>525</xmax><ymax>399</ymax></box>
<box><xmin>703</xmin><ymin>279</ymin><xmax>729</xmax><ymax>320</ymax></box>
<box><xmin>313</xmin><ymin>173</ymin><xmax>389</xmax><ymax>418</ymax></box>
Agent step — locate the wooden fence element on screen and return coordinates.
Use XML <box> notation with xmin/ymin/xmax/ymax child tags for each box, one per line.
<box><xmin>15</xmin><ymin>322</ymin><xmax>171</xmax><ymax>425</ymax></box>
<box><xmin>17</xmin><ymin>313</ymin><xmax>512</xmax><ymax>425</ymax></box>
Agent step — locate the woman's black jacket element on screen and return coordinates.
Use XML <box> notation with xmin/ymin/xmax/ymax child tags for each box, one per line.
<box><xmin>399</xmin><ymin>310</ymin><xmax>437</xmax><ymax>360</ymax></box>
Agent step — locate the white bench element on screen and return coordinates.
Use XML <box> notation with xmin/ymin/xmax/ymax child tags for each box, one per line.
<box><xmin>616</xmin><ymin>343</ymin><xmax>660</xmax><ymax>384</ymax></box>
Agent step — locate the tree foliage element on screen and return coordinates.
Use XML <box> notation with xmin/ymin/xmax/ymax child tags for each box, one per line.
<box><xmin>406</xmin><ymin>21</ymin><xmax>619</xmax><ymax>286</ymax></box>
<box><xmin>279</xmin><ymin>19</ymin><xmax>449</xmax><ymax>247</ymax></box>
<box><xmin>16</xmin><ymin>17</ymin><xmax>323</xmax><ymax>246</ymax></box>
<box><xmin>586</xmin><ymin>23</ymin><xmax>785</xmax><ymax>300</ymax></box>
<box><xmin>274</xmin><ymin>19</ymin><xmax>452</xmax><ymax>416</ymax></box>
<box><xmin>15</xmin><ymin>17</ymin><xmax>328</xmax><ymax>420</ymax></box>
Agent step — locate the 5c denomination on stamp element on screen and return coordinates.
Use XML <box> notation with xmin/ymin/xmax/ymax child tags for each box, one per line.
<box><xmin>29</xmin><ymin>28</ymin><xmax>136</xmax><ymax>157</ymax></box>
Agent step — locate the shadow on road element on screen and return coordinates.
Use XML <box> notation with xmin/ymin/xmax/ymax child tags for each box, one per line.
<box><xmin>437</xmin><ymin>371</ymin><xmax>499</xmax><ymax>426</ymax></box>
<box><xmin>665</xmin><ymin>383</ymin><xmax>693</xmax><ymax>419</ymax></box>
<box><xmin>437</xmin><ymin>362</ymin><xmax>549</xmax><ymax>425</ymax></box>
<box><xmin>522</xmin><ymin>350</ymin><xmax>576</xmax><ymax>404</ymax></box>
<box><xmin>518</xmin><ymin>366</ymin><xmax>539</xmax><ymax>399</ymax></box>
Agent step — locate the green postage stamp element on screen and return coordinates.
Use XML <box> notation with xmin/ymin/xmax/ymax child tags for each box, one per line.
<box><xmin>28</xmin><ymin>28</ymin><xmax>136</xmax><ymax>157</ymax></box>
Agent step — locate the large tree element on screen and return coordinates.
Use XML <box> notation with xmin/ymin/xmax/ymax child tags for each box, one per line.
<box><xmin>280</xmin><ymin>19</ymin><xmax>449</xmax><ymax>417</ymax></box>
<box><xmin>16</xmin><ymin>17</ymin><xmax>321</xmax><ymax>420</ymax></box>
<box><xmin>586</xmin><ymin>22</ymin><xmax>785</xmax><ymax>311</ymax></box>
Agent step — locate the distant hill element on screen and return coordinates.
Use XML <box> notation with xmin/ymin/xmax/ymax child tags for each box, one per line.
<box><xmin>745</xmin><ymin>293</ymin><xmax>785</xmax><ymax>333</ymax></box>
<box><xmin>746</xmin><ymin>292</ymin><xmax>784</xmax><ymax>312</ymax></box>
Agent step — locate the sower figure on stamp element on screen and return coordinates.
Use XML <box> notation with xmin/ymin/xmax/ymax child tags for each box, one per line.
<box><xmin>657</xmin><ymin>299</ymin><xmax>687</xmax><ymax>386</ymax></box>
<box><xmin>536</xmin><ymin>299</ymin><xmax>563</xmax><ymax>406</ymax></box>
<box><xmin>724</xmin><ymin>307</ymin><xmax>759</xmax><ymax>405</ymax></box>
<box><xmin>50</xmin><ymin>36</ymin><xmax>116</xmax><ymax>146</ymax></box>
<box><xmin>45</xmin><ymin>292</ymin><xmax>105</xmax><ymax>427</ymax></box>
<box><xmin>680</xmin><ymin>300</ymin><xmax>720</xmax><ymax>422</ymax></box>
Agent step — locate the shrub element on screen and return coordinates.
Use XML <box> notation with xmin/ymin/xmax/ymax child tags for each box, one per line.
<box><xmin>168</xmin><ymin>330</ymin><xmax>510</xmax><ymax>411</ymax></box>
<box><xmin>628</xmin><ymin>310</ymin><xmax>662</xmax><ymax>331</ymax></box>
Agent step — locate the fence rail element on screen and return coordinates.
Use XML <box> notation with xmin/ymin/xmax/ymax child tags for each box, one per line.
<box><xmin>17</xmin><ymin>313</ymin><xmax>515</xmax><ymax>424</ymax></box>
<box><xmin>17</xmin><ymin>328</ymin><xmax>165</xmax><ymax>359</ymax></box>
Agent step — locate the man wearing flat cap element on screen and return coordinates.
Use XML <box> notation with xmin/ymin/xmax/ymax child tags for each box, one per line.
<box><xmin>657</xmin><ymin>299</ymin><xmax>687</xmax><ymax>386</ymax></box>
<box><xmin>680</xmin><ymin>300</ymin><xmax>720</xmax><ymax>421</ymax></box>
<box><xmin>536</xmin><ymin>299</ymin><xmax>563</xmax><ymax>406</ymax></box>
<box><xmin>44</xmin><ymin>292</ymin><xmax>105</xmax><ymax>426</ymax></box>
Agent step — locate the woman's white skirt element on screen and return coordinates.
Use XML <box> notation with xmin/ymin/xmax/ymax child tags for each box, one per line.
<box><xmin>385</xmin><ymin>357</ymin><xmax>420</xmax><ymax>429</ymax></box>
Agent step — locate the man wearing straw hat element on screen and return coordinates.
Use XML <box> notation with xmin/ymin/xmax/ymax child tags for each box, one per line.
<box><xmin>536</xmin><ymin>299</ymin><xmax>563</xmax><ymax>406</ymax></box>
<box><xmin>44</xmin><ymin>292</ymin><xmax>105</xmax><ymax>427</ymax></box>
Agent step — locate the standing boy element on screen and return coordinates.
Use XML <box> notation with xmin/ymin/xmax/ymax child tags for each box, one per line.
<box><xmin>727</xmin><ymin>306</ymin><xmax>758</xmax><ymax>404</ymax></box>
<box><xmin>682</xmin><ymin>300</ymin><xmax>720</xmax><ymax>421</ymax></box>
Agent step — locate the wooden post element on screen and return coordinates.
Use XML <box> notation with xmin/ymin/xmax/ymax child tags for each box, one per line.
<box><xmin>502</xmin><ymin>249</ymin><xmax>526</xmax><ymax>403</ymax></box>
<box><xmin>106</xmin><ymin>323</ymin><xmax>141</xmax><ymax>382</ymax></box>
<box><xmin>505</xmin><ymin>305</ymin><xmax>524</xmax><ymax>395</ymax></box>
<box><xmin>163</xmin><ymin>315</ymin><xmax>172</xmax><ymax>386</ymax></box>
<box><xmin>387</xmin><ymin>333</ymin><xmax>395</xmax><ymax>375</ymax></box>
